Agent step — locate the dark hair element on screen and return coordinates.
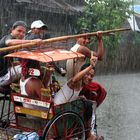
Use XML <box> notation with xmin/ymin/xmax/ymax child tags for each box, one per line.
<box><xmin>12</xmin><ymin>21</ymin><xmax>27</xmax><ymax>29</ymax></box>
<box><xmin>77</xmin><ymin>28</ymin><xmax>90</xmax><ymax>34</ymax></box>
<box><xmin>41</xmin><ymin>25</ymin><xmax>48</xmax><ymax>30</ymax></box>
<box><xmin>80</xmin><ymin>63</ymin><xmax>95</xmax><ymax>71</ymax></box>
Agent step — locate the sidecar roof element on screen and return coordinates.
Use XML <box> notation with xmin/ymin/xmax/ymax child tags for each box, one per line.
<box><xmin>5</xmin><ymin>49</ymin><xmax>84</xmax><ymax>63</ymax></box>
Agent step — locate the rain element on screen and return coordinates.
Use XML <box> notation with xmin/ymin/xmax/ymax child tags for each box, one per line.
<box><xmin>0</xmin><ymin>0</ymin><xmax>140</xmax><ymax>140</ymax></box>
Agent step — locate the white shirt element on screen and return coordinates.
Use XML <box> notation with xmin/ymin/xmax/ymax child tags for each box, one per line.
<box><xmin>54</xmin><ymin>83</ymin><xmax>80</xmax><ymax>105</ymax></box>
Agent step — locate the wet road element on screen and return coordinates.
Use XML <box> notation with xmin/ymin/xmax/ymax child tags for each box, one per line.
<box><xmin>94</xmin><ymin>73</ymin><xmax>140</xmax><ymax>140</ymax></box>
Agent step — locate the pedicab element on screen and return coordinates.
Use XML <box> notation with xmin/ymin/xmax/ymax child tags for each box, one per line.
<box><xmin>0</xmin><ymin>27</ymin><xmax>130</xmax><ymax>139</ymax></box>
<box><xmin>0</xmin><ymin>48</ymin><xmax>93</xmax><ymax>140</ymax></box>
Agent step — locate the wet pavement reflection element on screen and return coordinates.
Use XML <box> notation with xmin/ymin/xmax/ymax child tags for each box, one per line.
<box><xmin>94</xmin><ymin>73</ymin><xmax>140</xmax><ymax>140</ymax></box>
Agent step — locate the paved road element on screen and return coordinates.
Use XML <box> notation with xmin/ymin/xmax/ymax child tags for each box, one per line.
<box><xmin>94</xmin><ymin>73</ymin><xmax>140</xmax><ymax>140</ymax></box>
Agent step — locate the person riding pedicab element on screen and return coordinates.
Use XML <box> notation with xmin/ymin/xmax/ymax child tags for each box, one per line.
<box><xmin>79</xmin><ymin>65</ymin><xmax>106</xmax><ymax>140</ymax></box>
<box><xmin>54</xmin><ymin>55</ymin><xmax>101</xmax><ymax>140</ymax></box>
<box><xmin>66</xmin><ymin>28</ymin><xmax>104</xmax><ymax>80</ymax></box>
<box><xmin>0</xmin><ymin>20</ymin><xmax>43</xmax><ymax>88</ymax></box>
<box><xmin>25</xmin><ymin>19</ymin><xmax>66</xmax><ymax>76</ymax></box>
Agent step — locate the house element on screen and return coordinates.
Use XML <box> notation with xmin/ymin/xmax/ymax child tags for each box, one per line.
<box><xmin>0</xmin><ymin>0</ymin><xmax>85</xmax><ymax>38</ymax></box>
<box><xmin>127</xmin><ymin>5</ymin><xmax>140</xmax><ymax>31</ymax></box>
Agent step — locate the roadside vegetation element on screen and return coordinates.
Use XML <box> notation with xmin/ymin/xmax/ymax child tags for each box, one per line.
<box><xmin>77</xmin><ymin>0</ymin><xmax>131</xmax><ymax>50</ymax></box>
<box><xmin>76</xmin><ymin>0</ymin><xmax>140</xmax><ymax>73</ymax></box>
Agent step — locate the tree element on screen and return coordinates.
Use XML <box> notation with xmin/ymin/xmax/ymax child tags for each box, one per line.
<box><xmin>77</xmin><ymin>0</ymin><xmax>131</xmax><ymax>58</ymax></box>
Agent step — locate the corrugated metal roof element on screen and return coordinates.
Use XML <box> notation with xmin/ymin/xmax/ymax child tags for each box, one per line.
<box><xmin>16</xmin><ymin>0</ymin><xmax>84</xmax><ymax>15</ymax></box>
<box><xmin>16</xmin><ymin>0</ymin><xmax>32</xmax><ymax>3</ymax></box>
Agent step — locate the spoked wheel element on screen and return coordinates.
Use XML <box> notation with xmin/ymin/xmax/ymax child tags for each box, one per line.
<box><xmin>42</xmin><ymin>111</ymin><xmax>85</xmax><ymax>140</ymax></box>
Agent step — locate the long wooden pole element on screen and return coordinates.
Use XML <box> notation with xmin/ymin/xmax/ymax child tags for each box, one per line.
<box><xmin>0</xmin><ymin>28</ymin><xmax>130</xmax><ymax>53</ymax></box>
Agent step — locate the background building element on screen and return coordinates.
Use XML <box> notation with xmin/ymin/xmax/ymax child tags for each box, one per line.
<box><xmin>0</xmin><ymin>0</ymin><xmax>85</xmax><ymax>38</ymax></box>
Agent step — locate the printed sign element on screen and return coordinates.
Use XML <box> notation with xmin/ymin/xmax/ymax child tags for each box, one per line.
<box><xmin>13</xmin><ymin>96</ymin><xmax>50</xmax><ymax>108</ymax></box>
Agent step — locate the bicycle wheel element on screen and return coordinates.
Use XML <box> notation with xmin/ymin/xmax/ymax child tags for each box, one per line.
<box><xmin>42</xmin><ymin>111</ymin><xmax>85</xmax><ymax>140</ymax></box>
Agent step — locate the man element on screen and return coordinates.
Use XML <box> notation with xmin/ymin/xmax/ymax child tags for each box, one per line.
<box><xmin>0</xmin><ymin>20</ymin><xmax>43</xmax><ymax>87</ymax></box>
<box><xmin>54</xmin><ymin>55</ymin><xmax>100</xmax><ymax>140</ymax></box>
<box><xmin>79</xmin><ymin>65</ymin><xmax>106</xmax><ymax>139</ymax></box>
<box><xmin>25</xmin><ymin>20</ymin><xmax>48</xmax><ymax>41</ymax></box>
<box><xmin>66</xmin><ymin>28</ymin><xmax>104</xmax><ymax>80</ymax></box>
<box><xmin>22</xmin><ymin>20</ymin><xmax>48</xmax><ymax>76</ymax></box>
<box><xmin>23</xmin><ymin>20</ymin><xmax>49</xmax><ymax>87</ymax></box>
<box><xmin>26</xmin><ymin>20</ymin><xmax>66</xmax><ymax>76</ymax></box>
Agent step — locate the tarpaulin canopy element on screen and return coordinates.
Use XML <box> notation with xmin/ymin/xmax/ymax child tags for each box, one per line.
<box><xmin>5</xmin><ymin>49</ymin><xmax>84</xmax><ymax>63</ymax></box>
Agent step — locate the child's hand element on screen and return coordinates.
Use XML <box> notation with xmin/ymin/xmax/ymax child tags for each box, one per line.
<box><xmin>90</xmin><ymin>51</ymin><xmax>98</xmax><ymax>67</ymax></box>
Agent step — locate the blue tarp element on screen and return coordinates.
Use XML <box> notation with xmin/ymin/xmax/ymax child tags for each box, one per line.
<box><xmin>130</xmin><ymin>5</ymin><xmax>140</xmax><ymax>14</ymax></box>
<box><xmin>127</xmin><ymin>5</ymin><xmax>140</xmax><ymax>31</ymax></box>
